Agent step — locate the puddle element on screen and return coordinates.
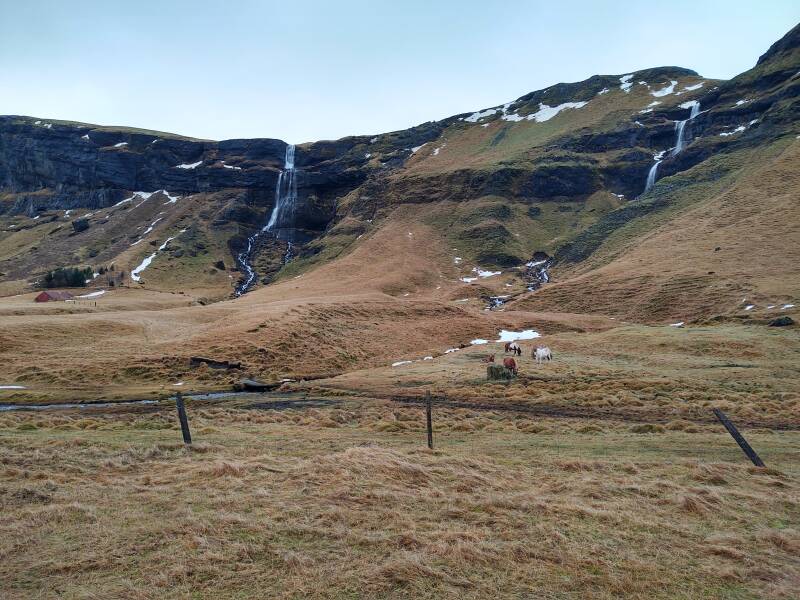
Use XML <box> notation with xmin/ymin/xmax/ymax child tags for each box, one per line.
<box><xmin>177</xmin><ymin>391</ymin><xmax>254</xmax><ymax>401</ymax></box>
<box><xmin>0</xmin><ymin>400</ymin><xmax>158</xmax><ymax>412</ymax></box>
<box><xmin>0</xmin><ymin>390</ymin><xmax>259</xmax><ymax>412</ymax></box>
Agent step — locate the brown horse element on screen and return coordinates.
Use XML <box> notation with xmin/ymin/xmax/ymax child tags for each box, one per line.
<box><xmin>482</xmin><ymin>354</ymin><xmax>495</xmax><ymax>363</ymax></box>
<box><xmin>503</xmin><ymin>357</ymin><xmax>518</xmax><ymax>374</ymax></box>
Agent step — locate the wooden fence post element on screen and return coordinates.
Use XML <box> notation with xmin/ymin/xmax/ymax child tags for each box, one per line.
<box><xmin>713</xmin><ymin>408</ymin><xmax>764</xmax><ymax>467</ymax></box>
<box><xmin>425</xmin><ymin>391</ymin><xmax>433</xmax><ymax>450</ymax></box>
<box><xmin>175</xmin><ymin>392</ymin><xmax>192</xmax><ymax>445</ymax></box>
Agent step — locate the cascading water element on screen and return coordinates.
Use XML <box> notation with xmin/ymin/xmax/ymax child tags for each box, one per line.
<box><xmin>672</xmin><ymin>101</ymin><xmax>700</xmax><ymax>157</ymax></box>
<box><xmin>642</xmin><ymin>101</ymin><xmax>700</xmax><ymax>195</ymax></box>
<box><xmin>264</xmin><ymin>144</ymin><xmax>297</xmax><ymax>234</ymax></box>
<box><xmin>234</xmin><ymin>144</ymin><xmax>298</xmax><ymax>296</ymax></box>
<box><xmin>644</xmin><ymin>150</ymin><xmax>666</xmax><ymax>194</ymax></box>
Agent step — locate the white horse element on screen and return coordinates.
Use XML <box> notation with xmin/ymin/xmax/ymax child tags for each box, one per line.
<box><xmin>533</xmin><ymin>346</ymin><xmax>552</xmax><ymax>364</ymax></box>
<box><xmin>508</xmin><ymin>342</ymin><xmax>521</xmax><ymax>356</ymax></box>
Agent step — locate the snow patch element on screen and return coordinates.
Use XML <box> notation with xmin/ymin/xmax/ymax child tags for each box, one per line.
<box><xmin>500</xmin><ymin>112</ymin><xmax>525</xmax><ymax>122</ymax></box>
<box><xmin>463</xmin><ymin>108</ymin><xmax>500</xmax><ymax>123</ymax></box>
<box><xmin>113</xmin><ymin>142</ymin><xmax>128</xmax><ymax>148</ymax></box>
<box><xmin>720</xmin><ymin>125</ymin><xmax>746</xmax><ymax>137</ymax></box>
<box><xmin>131</xmin><ymin>218</ymin><xmax>163</xmax><ymax>245</ymax></box>
<box><xmin>669</xmin><ymin>322</ymin><xmax>685</xmax><ymax>327</ymax></box>
<box><xmin>734</xmin><ymin>99</ymin><xmax>750</xmax><ymax>106</ymax></box>
<box><xmin>162</xmin><ymin>191</ymin><xmax>181</xmax><ymax>204</ymax></box>
<box><xmin>410</xmin><ymin>143</ymin><xmax>427</xmax><ymax>153</ymax></box>
<box><xmin>77</xmin><ymin>290</ymin><xmax>106</xmax><ymax>298</ymax></box>
<box><xmin>782</xmin><ymin>304</ymin><xmax>795</xmax><ymax>309</ymax></box>
<box><xmin>423</xmin><ymin>356</ymin><xmax>433</xmax><ymax>360</ymax></box>
<box><xmin>81</xmin><ymin>134</ymin><xmax>90</xmax><ymax>140</ymax></box>
<box><xmin>496</xmin><ymin>329</ymin><xmax>540</xmax><ymax>342</ymax></box>
<box><xmin>444</xmin><ymin>348</ymin><xmax>459</xmax><ymax>353</ymax></box>
<box><xmin>175</xmin><ymin>161</ymin><xmax>202</xmax><ymax>169</ymax></box>
<box><xmin>113</xmin><ymin>191</ymin><xmax>154</xmax><ymax>207</ymax></box>
<box><xmin>619</xmin><ymin>74</ymin><xmax>634</xmax><ymax>93</ymax></box>
<box><xmin>683</xmin><ymin>82</ymin><xmax>705</xmax><ymax>92</ymax></box>
<box><xmin>131</xmin><ymin>235</ymin><xmax>179</xmax><ymax>281</ymax></box>
<box><xmin>651</xmin><ymin>80</ymin><xmax>678</xmax><ymax>97</ymax></box>
<box><xmin>391</xmin><ymin>361</ymin><xmax>412</xmax><ymax>367</ymax></box>
<box><xmin>0</xmin><ymin>385</ymin><xmax>26</xmax><ymax>390</ymax></box>
<box><xmin>221</xmin><ymin>161</ymin><xmax>242</xmax><ymax>170</ymax></box>
<box><xmin>597</xmin><ymin>87</ymin><xmax>610</xmax><ymax>95</ymax></box>
<box><xmin>470</xmin><ymin>339</ymin><xmax>488</xmax><ymax>345</ymax></box>
<box><xmin>744</xmin><ymin>305</ymin><xmax>755</xmax><ymax>311</ymax></box>
<box><xmin>528</xmin><ymin>101</ymin><xmax>588</xmax><ymax>122</ymax></box>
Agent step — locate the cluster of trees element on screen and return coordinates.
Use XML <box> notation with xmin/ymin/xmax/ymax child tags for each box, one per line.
<box><xmin>41</xmin><ymin>266</ymin><xmax>94</xmax><ymax>288</ymax></box>
<box><xmin>40</xmin><ymin>264</ymin><xmax>127</xmax><ymax>289</ymax></box>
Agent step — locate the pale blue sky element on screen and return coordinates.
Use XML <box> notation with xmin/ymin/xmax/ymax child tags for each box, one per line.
<box><xmin>1</xmin><ymin>1</ymin><xmax>797</xmax><ymax>143</ymax></box>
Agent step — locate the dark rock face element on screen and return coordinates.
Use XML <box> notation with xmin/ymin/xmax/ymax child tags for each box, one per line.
<box><xmin>519</xmin><ymin>163</ymin><xmax>599</xmax><ymax>199</ymax></box>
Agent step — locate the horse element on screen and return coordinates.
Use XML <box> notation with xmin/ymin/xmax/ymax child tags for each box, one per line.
<box><xmin>533</xmin><ymin>346</ymin><xmax>552</xmax><ymax>364</ymax></box>
<box><xmin>482</xmin><ymin>353</ymin><xmax>495</xmax><ymax>363</ymax></box>
<box><xmin>503</xmin><ymin>357</ymin><xmax>518</xmax><ymax>374</ymax></box>
<box><xmin>506</xmin><ymin>342</ymin><xmax>522</xmax><ymax>356</ymax></box>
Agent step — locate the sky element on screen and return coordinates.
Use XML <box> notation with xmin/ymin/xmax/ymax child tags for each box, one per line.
<box><xmin>2</xmin><ymin>1</ymin><xmax>798</xmax><ymax>143</ymax></box>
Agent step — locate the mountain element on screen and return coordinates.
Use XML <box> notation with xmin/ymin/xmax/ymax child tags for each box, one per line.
<box><xmin>0</xmin><ymin>24</ymin><xmax>798</xmax><ymax>395</ymax></box>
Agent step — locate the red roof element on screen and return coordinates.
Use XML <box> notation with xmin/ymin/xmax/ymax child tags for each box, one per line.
<box><xmin>35</xmin><ymin>290</ymin><xmax>74</xmax><ymax>302</ymax></box>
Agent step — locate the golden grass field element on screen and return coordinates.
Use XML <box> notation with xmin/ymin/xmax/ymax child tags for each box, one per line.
<box><xmin>1</xmin><ymin>396</ymin><xmax>798</xmax><ymax>599</ymax></box>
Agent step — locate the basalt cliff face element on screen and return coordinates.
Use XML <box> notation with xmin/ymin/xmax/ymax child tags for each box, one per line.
<box><xmin>0</xmin><ymin>23</ymin><xmax>798</xmax><ymax>302</ymax></box>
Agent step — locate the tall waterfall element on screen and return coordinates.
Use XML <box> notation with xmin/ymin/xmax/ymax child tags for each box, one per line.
<box><xmin>234</xmin><ymin>144</ymin><xmax>298</xmax><ymax>297</ymax></box>
<box><xmin>672</xmin><ymin>101</ymin><xmax>700</xmax><ymax>157</ymax></box>
<box><xmin>264</xmin><ymin>144</ymin><xmax>297</xmax><ymax>234</ymax></box>
<box><xmin>642</xmin><ymin>101</ymin><xmax>700</xmax><ymax>195</ymax></box>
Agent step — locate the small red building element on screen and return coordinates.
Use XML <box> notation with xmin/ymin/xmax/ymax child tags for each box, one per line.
<box><xmin>34</xmin><ymin>290</ymin><xmax>74</xmax><ymax>302</ymax></box>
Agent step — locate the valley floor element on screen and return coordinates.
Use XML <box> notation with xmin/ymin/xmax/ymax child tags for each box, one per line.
<box><xmin>1</xmin><ymin>263</ymin><xmax>798</xmax><ymax>599</ymax></box>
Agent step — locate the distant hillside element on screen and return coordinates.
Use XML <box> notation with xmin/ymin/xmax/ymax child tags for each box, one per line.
<box><xmin>0</xmin><ymin>23</ymin><xmax>798</xmax><ymax>322</ymax></box>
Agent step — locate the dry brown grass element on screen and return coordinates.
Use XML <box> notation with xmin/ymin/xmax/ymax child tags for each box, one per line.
<box><xmin>0</xmin><ymin>398</ymin><xmax>798</xmax><ymax>599</ymax></box>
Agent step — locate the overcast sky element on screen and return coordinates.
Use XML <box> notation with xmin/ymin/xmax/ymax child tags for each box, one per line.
<box><xmin>2</xmin><ymin>1</ymin><xmax>797</xmax><ymax>143</ymax></box>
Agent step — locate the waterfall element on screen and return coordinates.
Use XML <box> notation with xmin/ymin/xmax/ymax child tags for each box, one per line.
<box><xmin>672</xmin><ymin>101</ymin><xmax>700</xmax><ymax>157</ymax></box>
<box><xmin>264</xmin><ymin>144</ymin><xmax>297</xmax><ymax>234</ymax></box>
<box><xmin>234</xmin><ymin>144</ymin><xmax>298</xmax><ymax>296</ymax></box>
<box><xmin>644</xmin><ymin>160</ymin><xmax>661</xmax><ymax>194</ymax></box>
<box><xmin>642</xmin><ymin>101</ymin><xmax>700</xmax><ymax>195</ymax></box>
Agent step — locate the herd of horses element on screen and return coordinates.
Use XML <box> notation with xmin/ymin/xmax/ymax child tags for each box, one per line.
<box><xmin>482</xmin><ymin>342</ymin><xmax>553</xmax><ymax>375</ymax></box>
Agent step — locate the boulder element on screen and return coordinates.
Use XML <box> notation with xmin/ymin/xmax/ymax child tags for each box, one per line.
<box><xmin>71</xmin><ymin>218</ymin><xmax>89</xmax><ymax>233</ymax></box>
<box><xmin>768</xmin><ymin>316</ymin><xmax>794</xmax><ymax>327</ymax></box>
